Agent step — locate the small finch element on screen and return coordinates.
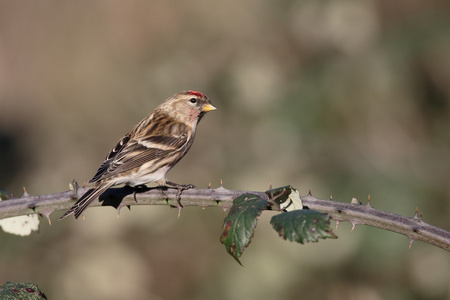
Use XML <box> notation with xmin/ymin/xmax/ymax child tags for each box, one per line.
<box><xmin>59</xmin><ymin>91</ymin><xmax>216</xmax><ymax>220</ymax></box>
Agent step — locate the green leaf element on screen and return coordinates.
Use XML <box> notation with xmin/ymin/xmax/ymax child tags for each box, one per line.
<box><xmin>270</xmin><ymin>210</ymin><xmax>337</xmax><ymax>244</ymax></box>
<box><xmin>0</xmin><ymin>281</ymin><xmax>47</xmax><ymax>300</ymax></box>
<box><xmin>265</xmin><ymin>185</ymin><xmax>303</xmax><ymax>211</ymax></box>
<box><xmin>220</xmin><ymin>193</ymin><xmax>268</xmax><ymax>264</ymax></box>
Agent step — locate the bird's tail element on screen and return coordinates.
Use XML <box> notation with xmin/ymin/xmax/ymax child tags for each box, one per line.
<box><xmin>59</xmin><ymin>182</ymin><xmax>113</xmax><ymax>220</ymax></box>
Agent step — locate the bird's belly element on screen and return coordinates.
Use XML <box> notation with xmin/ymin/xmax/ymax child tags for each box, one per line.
<box><xmin>115</xmin><ymin>165</ymin><xmax>171</xmax><ymax>187</ymax></box>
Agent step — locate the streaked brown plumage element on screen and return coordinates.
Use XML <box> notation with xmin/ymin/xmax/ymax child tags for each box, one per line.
<box><xmin>59</xmin><ymin>91</ymin><xmax>216</xmax><ymax>220</ymax></box>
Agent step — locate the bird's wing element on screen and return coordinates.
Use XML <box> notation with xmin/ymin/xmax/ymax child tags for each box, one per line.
<box><xmin>89</xmin><ymin>121</ymin><xmax>191</xmax><ymax>183</ymax></box>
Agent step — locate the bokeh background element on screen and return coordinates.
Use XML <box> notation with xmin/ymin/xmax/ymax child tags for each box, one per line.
<box><xmin>1</xmin><ymin>0</ymin><xmax>449</xmax><ymax>299</ymax></box>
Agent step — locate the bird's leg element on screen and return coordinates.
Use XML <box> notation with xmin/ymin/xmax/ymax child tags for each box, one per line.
<box><xmin>157</xmin><ymin>185</ymin><xmax>169</xmax><ymax>202</ymax></box>
<box><xmin>165</xmin><ymin>181</ymin><xmax>195</xmax><ymax>217</ymax></box>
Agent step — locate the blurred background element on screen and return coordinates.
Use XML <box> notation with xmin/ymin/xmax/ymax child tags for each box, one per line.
<box><xmin>1</xmin><ymin>0</ymin><xmax>449</xmax><ymax>299</ymax></box>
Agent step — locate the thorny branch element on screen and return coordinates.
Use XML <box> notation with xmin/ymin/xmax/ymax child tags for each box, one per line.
<box><xmin>0</xmin><ymin>185</ymin><xmax>449</xmax><ymax>251</ymax></box>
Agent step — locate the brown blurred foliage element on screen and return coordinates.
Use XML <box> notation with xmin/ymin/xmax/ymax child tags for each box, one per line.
<box><xmin>1</xmin><ymin>1</ymin><xmax>449</xmax><ymax>299</ymax></box>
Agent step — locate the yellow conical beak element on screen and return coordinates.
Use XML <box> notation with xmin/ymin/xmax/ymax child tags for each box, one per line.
<box><xmin>202</xmin><ymin>103</ymin><xmax>217</xmax><ymax>112</ymax></box>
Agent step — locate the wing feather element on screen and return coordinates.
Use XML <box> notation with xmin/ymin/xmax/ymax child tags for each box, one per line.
<box><xmin>89</xmin><ymin>119</ymin><xmax>192</xmax><ymax>184</ymax></box>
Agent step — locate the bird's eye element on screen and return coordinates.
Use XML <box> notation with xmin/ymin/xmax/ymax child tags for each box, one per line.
<box><xmin>189</xmin><ymin>98</ymin><xmax>197</xmax><ymax>104</ymax></box>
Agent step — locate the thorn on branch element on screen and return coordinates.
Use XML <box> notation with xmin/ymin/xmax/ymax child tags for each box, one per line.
<box><xmin>22</xmin><ymin>187</ymin><xmax>30</xmax><ymax>197</ymax></box>
<box><xmin>40</xmin><ymin>210</ymin><xmax>53</xmax><ymax>225</ymax></box>
<box><xmin>366</xmin><ymin>194</ymin><xmax>371</xmax><ymax>207</ymax></box>
<box><xmin>413</xmin><ymin>207</ymin><xmax>422</xmax><ymax>220</ymax></box>
<box><xmin>116</xmin><ymin>204</ymin><xmax>124</xmax><ymax>217</ymax></box>
<box><xmin>351</xmin><ymin>221</ymin><xmax>357</xmax><ymax>232</ymax></box>
<box><xmin>412</xmin><ymin>207</ymin><xmax>424</xmax><ymax>223</ymax></box>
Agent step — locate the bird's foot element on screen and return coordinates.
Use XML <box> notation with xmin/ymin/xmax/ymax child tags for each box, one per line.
<box><xmin>165</xmin><ymin>181</ymin><xmax>195</xmax><ymax>217</ymax></box>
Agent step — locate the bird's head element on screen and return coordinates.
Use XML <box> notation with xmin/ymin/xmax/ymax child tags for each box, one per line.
<box><xmin>159</xmin><ymin>91</ymin><xmax>216</xmax><ymax>125</ymax></box>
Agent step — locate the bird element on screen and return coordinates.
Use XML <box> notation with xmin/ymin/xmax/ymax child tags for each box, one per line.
<box><xmin>59</xmin><ymin>90</ymin><xmax>216</xmax><ymax>220</ymax></box>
